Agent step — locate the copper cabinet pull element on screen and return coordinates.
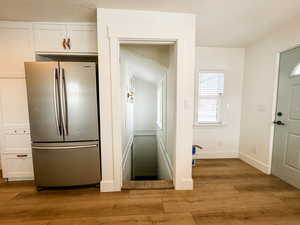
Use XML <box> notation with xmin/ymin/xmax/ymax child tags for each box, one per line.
<box><xmin>66</xmin><ymin>38</ymin><xmax>71</xmax><ymax>49</ymax></box>
<box><xmin>17</xmin><ymin>154</ymin><xmax>28</xmax><ymax>158</ymax></box>
<box><xmin>62</xmin><ymin>39</ymin><xmax>66</xmax><ymax>49</ymax></box>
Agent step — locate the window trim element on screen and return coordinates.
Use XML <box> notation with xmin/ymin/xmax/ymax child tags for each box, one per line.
<box><xmin>194</xmin><ymin>70</ymin><xmax>225</xmax><ymax>126</ymax></box>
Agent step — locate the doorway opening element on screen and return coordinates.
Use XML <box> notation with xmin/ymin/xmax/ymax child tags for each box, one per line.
<box><xmin>120</xmin><ymin>43</ymin><xmax>176</xmax><ymax>189</ymax></box>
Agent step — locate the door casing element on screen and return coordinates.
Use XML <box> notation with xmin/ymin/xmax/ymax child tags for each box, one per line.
<box><xmin>97</xmin><ymin>8</ymin><xmax>196</xmax><ymax>192</ymax></box>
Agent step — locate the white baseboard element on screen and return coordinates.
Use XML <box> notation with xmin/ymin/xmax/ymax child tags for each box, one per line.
<box><xmin>8</xmin><ymin>177</ymin><xmax>34</xmax><ymax>181</ymax></box>
<box><xmin>174</xmin><ymin>178</ymin><xmax>193</xmax><ymax>190</ymax></box>
<box><xmin>239</xmin><ymin>152</ymin><xmax>270</xmax><ymax>174</ymax></box>
<box><xmin>194</xmin><ymin>151</ymin><xmax>239</xmax><ymax>159</ymax></box>
<box><xmin>100</xmin><ymin>180</ymin><xmax>121</xmax><ymax>192</ymax></box>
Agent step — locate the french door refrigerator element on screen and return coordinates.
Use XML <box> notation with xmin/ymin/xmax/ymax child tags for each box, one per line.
<box><xmin>25</xmin><ymin>61</ymin><xmax>100</xmax><ymax>189</ymax></box>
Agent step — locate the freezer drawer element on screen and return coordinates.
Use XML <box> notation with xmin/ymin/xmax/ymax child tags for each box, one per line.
<box><xmin>32</xmin><ymin>142</ymin><xmax>101</xmax><ymax>187</ymax></box>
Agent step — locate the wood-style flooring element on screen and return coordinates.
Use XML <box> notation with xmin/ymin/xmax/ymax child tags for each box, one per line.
<box><xmin>122</xmin><ymin>180</ymin><xmax>174</xmax><ymax>189</ymax></box>
<box><xmin>0</xmin><ymin>159</ymin><xmax>299</xmax><ymax>225</ymax></box>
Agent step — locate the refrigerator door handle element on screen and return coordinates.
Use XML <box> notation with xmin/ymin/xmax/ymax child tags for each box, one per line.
<box><xmin>32</xmin><ymin>145</ymin><xmax>97</xmax><ymax>150</ymax></box>
<box><xmin>60</xmin><ymin>68</ymin><xmax>68</xmax><ymax>136</ymax></box>
<box><xmin>53</xmin><ymin>68</ymin><xmax>62</xmax><ymax>136</ymax></box>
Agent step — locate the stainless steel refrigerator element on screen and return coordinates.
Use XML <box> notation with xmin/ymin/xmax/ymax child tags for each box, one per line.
<box><xmin>25</xmin><ymin>61</ymin><xmax>101</xmax><ymax>189</ymax></box>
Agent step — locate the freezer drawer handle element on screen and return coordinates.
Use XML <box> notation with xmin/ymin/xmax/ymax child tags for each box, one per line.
<box><xmin>32</xmin><ymin>145</ymin><xmax>97</xmax><ymax>150</ymax></box>
<box><xmin>16</xmin><ymin>154</ymin><xmax>28</xmax><ymax>158</ymax></box>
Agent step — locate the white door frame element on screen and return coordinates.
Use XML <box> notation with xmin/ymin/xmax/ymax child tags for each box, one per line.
<box><xmin>111</xmin><ymin>36</ymin><xmax>185</xmax><ymax>189</ymax></box>
<box><xmin>268</xmin><ymin>44</ymin><xmax>300</xmax><ymax>174</ymax></box>
<box><xmin>100</xmin><ymin>34</ymin><xmax>193</xmax><ymax>191</ymax></box>
<box><xmin>97</xmin><ymin>9</ymin><xmax>195</xmax><ymax>192</ymax></box>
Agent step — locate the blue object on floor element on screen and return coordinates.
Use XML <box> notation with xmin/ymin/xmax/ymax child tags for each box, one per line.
<box><xmin>192</xmin><ymin>145</ymin><xmax>203</xmax><ymax>167</ymax></box>
<box><xmin>192</xmin><ymin>159</ymin><xmax>196</xmax><ymax>166</ymax></box>
<box><xmin>192</xmin><ymin>146</ymin><xmax>196</xmax><ymax>155</ymax></box>
<box><xmin>192</xmin><ymin>146</ymin><xmax>196</xmax><ymax>166</ymax></box>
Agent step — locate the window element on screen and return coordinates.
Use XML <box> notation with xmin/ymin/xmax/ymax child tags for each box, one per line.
<box><xmin>196</xmin><ymin>72</ymin><xmax>224</xmax><ymax>124</ymax></box>
<box><xmin>291</xmin><ymin>63</ymin><xmax>300</xmax><ymax>77</ymax></box>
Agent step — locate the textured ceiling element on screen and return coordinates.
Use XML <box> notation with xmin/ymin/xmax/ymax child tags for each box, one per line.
<box><xmin>1</xmin><ymin>0</ymin><xmax>300</xmax><ymax>47</ymax></box>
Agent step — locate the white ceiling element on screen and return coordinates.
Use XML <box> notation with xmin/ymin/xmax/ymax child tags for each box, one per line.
<box><xmin>1</xmin><ymin>0</ymin><xmax>300</xmax><ymax>47</ymax></box>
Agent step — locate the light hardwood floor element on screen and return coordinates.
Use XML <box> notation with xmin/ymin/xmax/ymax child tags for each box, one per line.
<box><xmin>0</xmin><ymin>159</ymin><xmax>299</xmax><ymax>225</ymax></box>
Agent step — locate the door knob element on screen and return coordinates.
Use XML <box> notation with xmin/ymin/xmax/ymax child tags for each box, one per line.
<box><xmin>273</xmin><ymin>121</ymin><xmax>285</xmax><ymax>125</ymax></box>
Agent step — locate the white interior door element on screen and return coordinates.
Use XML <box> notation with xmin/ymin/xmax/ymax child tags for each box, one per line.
<box><xmin>272</xmin><ymin>46</ymin><xmax>300</xmax><ymax>189</ymax></box>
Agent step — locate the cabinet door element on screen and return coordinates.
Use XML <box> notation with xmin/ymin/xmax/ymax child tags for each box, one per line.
<box><xmin>67</xmin><ymin>24</ymin><xmax>97</xmax><ymax>54</ymax></box>
<box><xmin>1</xmin><ymin>153</ymin><xmax>33</xmax><ymax>179</ymax></box>
<box><xmin>34</xmin><ymin>23</ymin><xmax>67</xmax><ymax>53</ymax></box>
<box><xmin>0</xmin><ymin>22</ymin><xmax>33</xmax><ymax>78</ymax></box>
<box><xmin>0</xmin><ymin>79</ymin><xmax>30</xmax><ymax>126</ymax></box>
<box><xmin>0</xmin><ymin>79</ymin><xmax>31</xmax><ymax>157</ymax></box>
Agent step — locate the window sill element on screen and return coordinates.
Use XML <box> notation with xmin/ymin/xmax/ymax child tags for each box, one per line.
<box><xmin>193</xmin><ymin>122</ymin><xmax>227</xmax><ymax>128</ymax></box>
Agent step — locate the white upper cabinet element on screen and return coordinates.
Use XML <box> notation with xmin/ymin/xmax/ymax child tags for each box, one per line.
<box><xmin>34</xmin><ymin>23</ymin><xmax>67</xmax><ymax>53</ymax></box>
<box><xmin>67</xmin><ymin>24</ymin><xmax>97</xmax><ymax>53</ymax></box>
<box><xmin>0</xmin><ymin>22</ymin><xmax>34</xmax><ymax>78</ymax></box>
<box><xmin>34</xmin><ymin>23</ymin><xmax>97</xmax><ymax>54</ymax></box>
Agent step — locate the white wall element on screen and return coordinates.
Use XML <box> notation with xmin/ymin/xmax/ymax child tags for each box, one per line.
<box><xmin>193</xmin><ymin>47</ymin><xmax>245</xmax><ymax>159</ymax></box>
<box><xmin>134</xmin><ymin>78</ymin><xmax>157</xmax><ymax>133</ymax></box>
<box><xmin>166</xmin><ymin>45</ymin><xmax>177</xmax><ymax>163</ymax></box>
<box><xmin>122</xmin><ymin>45</ymin><xmax>170</xmax><ymax>69</ymax></box>
<box><xmin>120</xmin><ymin>48</ymin><xmax>134</xmax><ymax>181</ymax></box>
<box><xmin>156</xmin><ymin>45</ymin><xmax>176</xmax><ymax>180</ymax></box>
<box><xmin>120</xmin><ymin>51</ymin><xmax>134</xmax><ymax>148</ymax></box>
<box><xmin>240</xmin><ymin>18</ymin><xmax>300</xmax><ymax>174</ymax></box>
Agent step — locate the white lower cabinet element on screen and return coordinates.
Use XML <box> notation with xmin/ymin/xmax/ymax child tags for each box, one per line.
<box><xmin>2</xmin><ymin>153</ymin><xmax>33</xmax><ymax>180</ymax></box>
<box><xmin>0</xmin><ymin>126</ymin><xmax>33</xmax><ymax>180</ymax></box>
<box><xmin>0</xmin><ymin>78</ymin><xmax>33</xmax><ymax>181</ymax></box>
